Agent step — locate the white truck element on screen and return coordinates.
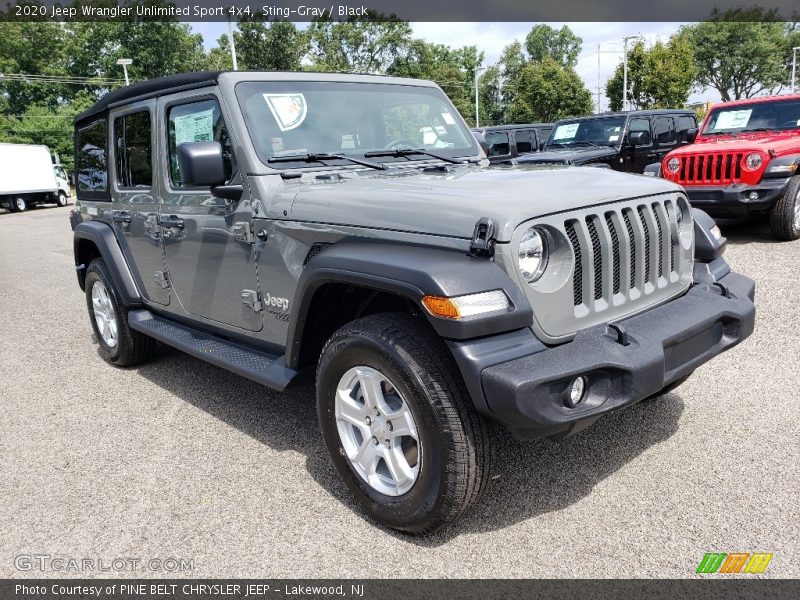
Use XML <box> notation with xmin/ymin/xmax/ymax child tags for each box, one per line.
<box><xmin>0</xmin><ymin>143</ymin><xmax>71</xmax><ymax>212</ymax></box>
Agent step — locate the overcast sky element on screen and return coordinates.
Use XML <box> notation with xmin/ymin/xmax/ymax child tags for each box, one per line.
<box><xmin>189</xmin><ymin>21</ymin><xmax>722</xmax><ymax>111</ymax></box>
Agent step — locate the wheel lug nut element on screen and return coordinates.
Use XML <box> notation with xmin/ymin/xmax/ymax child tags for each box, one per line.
<box><xmin>384</xmin><ymin>440</ymin><xmax>390</xmax><ymax>448</ymax></box>
<box><xmin>371</xmin><ymin>436</ymin><xmax>379</xmax><ymax>445</ymax></box>
<box><xmin>374</xmin><ymin>408</ymin><xmax>380</xmax><ymax>416</ymax></box>
<box><xmin>365</xmin><ymin>417</ymin><xmax>371</xmax><ymax>425</ymax></box>
<box><xmin>387</xmin><ymin>421</ymin><xmax>393</xmax><ymax>431</ymax></box>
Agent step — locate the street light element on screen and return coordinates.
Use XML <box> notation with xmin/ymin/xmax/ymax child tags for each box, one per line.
<box><xmin>792</xmin><ymin>47</ymin><xmax>799</xmax><ymax>94</ymax></box>
<box><xmin>116</xmin><ymin>58</ymin><xmax>132</xmax><ymax>86</ymax></box>
<box><xmin>622</xmin><ymin>35</ymin><xmax>641</xmax><ymax>111</ymax></box>
<box><xmin>474</xmin><ymin>66</ymin><xmax>487</xmax><ymax>128</ymax></box>
<box><xmin>227</xmin><ymin>13</ymin><xmax>238</xmax><ymax>71</ymax></box>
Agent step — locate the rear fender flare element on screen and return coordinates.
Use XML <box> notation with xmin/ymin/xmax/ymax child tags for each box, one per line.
<box><xmin>73</xmin><ymin>220</ymin><xmax>141</xmax><ymax>306</ymax></box>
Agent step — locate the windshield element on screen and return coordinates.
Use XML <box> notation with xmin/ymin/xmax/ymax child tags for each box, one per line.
<box><xmin>545</xmin><ymin>116</ymin><xmax>627</xmax><ymax>148</ymax></box>
<box><xmin>235</xmin><ymin>81</ymin><xmax>478</xmax><ymax>167</ymax></box>
<box><xmin>703</xmin><ymin>99</ymin><xmax>800</xmax><ymax>135</ymax></box>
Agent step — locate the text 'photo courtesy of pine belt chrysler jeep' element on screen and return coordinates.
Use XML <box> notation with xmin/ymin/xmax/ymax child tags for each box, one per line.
<box><xmin>656</xmin><ymin>94</ymin><xmax>800</xmax><ymax>241</ymax></box>
<box><xmin>69</xmin><ymin>71</ymin><xmax>755</xmax><ymax>534</ymax></box>
<box><xmin>517</xmin><ymin>109</ymin><xmax>698</xmax><ymax>173</ymax></box>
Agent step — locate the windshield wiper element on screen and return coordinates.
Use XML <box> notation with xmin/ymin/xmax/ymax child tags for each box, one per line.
<box><xmin>363</xmin><ymin>147</ymin><xmax>465</xmax><ymax>165</ymax></box>
<box><xmin>268</xmin><ymin>152</ymin><xmax>386</xmax><ymax>170</ymax></box>
<box><xmin>568</xmin><ymin>140</ymin><xmax>601</xmax><ymax>147</ymax></box>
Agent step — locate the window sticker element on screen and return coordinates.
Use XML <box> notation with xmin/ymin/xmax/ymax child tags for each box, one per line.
<box><xmin>553</xmin><ymin>123</ymin><xmax>580</xmax><ymax>139</ymax></box>
<box><xmin>264</xmin><ymin>93</ymin><xmax>307</xmax><ymax>131</ymax></box>
<box><xmin>174</xmin><ymin>109</ymin><xmax>214</xmax><ymax>144</ymax></box>
<box><xmin>715</xmin><ymin>109</ymin><xmax>752</xmax><ymax>130</ymax></box>
<box><xmin>608</xmin><ymin>135</ymin><xmax>619</xmax><ymax>142</ymax></box>
<box><xmin>441</xmin><ymin>112</ymin><xmax>456</xmax><ymax>125</ymax></box>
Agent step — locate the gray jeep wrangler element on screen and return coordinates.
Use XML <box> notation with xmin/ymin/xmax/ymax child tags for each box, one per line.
<box><xmin>70</xmin><ymin>71</ymin><xmax>755</xmax><ymax>534</ymax></box>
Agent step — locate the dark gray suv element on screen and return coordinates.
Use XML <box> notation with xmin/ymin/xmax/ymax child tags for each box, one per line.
<box><xmin>70</xmin><ymin>72</ymin><xmax>755</xmax><ymax>534</ymax></box>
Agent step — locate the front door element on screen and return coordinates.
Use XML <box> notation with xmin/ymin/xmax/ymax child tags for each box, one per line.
<box><xmin>110</xmin><ymin>101</ymin><xmax>169</xmax><ymax>305</ymax></box>
<box><xmin>157</xmin><ymin>94</ymin><xmax>262</xmax><ymax>332</ymax></box>
<box><xmin>625</xmin><ymin>116</ymin><xmax>655</xmax><ymax>173</ymax></box>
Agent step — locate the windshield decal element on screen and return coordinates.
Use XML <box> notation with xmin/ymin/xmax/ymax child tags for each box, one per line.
<box><xmin>441</xmin><ymin>112</ymin><xmax>456</xmax><ymax>125</ymax></box>
<box><xmin>714</xmin><ymin>109</ymin><xmax>752</xmax><ymax>130</ymax></box>
<box><xmin>264</xmin><ymin>93</ymin><xmax>307</xmax><ymax>132</ymax></box>
<box><xmin>553</xmin><ymin>123</ymin><xmax>579</xmax><ymax>140</ymax></box>
<box><xmin>174</xmin><ymin>109</ymin><xmax>214</xmax><ymax>144</ymax></box>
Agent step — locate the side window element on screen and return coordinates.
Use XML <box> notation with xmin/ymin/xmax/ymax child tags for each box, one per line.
<box><xmin>628</xmin><ymin>118</ymin><xmax>652</xmax><ymax>146</ymax></box>
<box><xmin>654</xmin><ymin>117</ymin><xmax>675</xmax><ymax>146</ymax></box>
<box><xmin>485</xmin><ymin>130</ymin><xmax>510</xmax><ymax>157</ymax></box>
<box><xmin>114</xmin><ymin>111</ymin><xmax>152</xmax><ymax>188</ymax></box>
<box><xmin>514</xmin><ymin>130</ymin><xmax>535</xmax><ymax>154</ymax></box>
<box><xmin>676</xmin><ymin>115</ymin><xmax>697</xmax><ymax>143</ymax></box>
<box><xmin>167</xmin><ymin>99</ymin><xmax>234</xmax><ymax>188</ymax></box>
<box><xmin>76</xmin><ymin>119</ymin><xmax>108</xmax><ymax>197</ymax></box>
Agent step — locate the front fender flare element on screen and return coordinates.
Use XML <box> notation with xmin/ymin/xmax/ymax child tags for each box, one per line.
<box><xmin>74</xmin><ymin>220</ymin><xmax>141</xmax><ymax>306</ymax></box>
<box><xmin>285</xmin><ymin>241</ymin><xmax>533</xmax><ymax>368</ymax></box>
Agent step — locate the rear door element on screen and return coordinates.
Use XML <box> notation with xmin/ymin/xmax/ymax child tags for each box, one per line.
<box><xmin>109</xmin><ymin>100</ymin><xmax>169</xmax><ymax>305</ymax></box>
<box><xmin>653</xmin><ymin>116</ymin><xmax>676</xmax><ymax>161</ymax></box>
<box><xmin>157</xmin><ymin>92</ymin><xmax>262</xmax><ymax>332</ymax></box>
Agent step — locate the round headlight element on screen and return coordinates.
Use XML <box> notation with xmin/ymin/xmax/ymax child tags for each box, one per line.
<box><xmin>667</xmin><ymin>157</ymin><xmax>680</xmax><ymax>174</ymax></box>
<box><xmin>518</xmin><ymin>227</ymin><xmax>548</xmax><ymax>283</ymax></box>
<box><xmin>744</xmin><ymin>152</ymin><xmax>763</xmax><ymax>171</ymax></box>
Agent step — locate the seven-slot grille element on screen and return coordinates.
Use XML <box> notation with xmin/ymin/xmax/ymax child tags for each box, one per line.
<box><xmin>565</xmin><ymin>199</ymin><xmax>681</xmax><ymax>309</ymax></box>
<box><xmin>674</xmin><ymin>153</ymin><xmax>744</xmax><ymax>185</ymax></box>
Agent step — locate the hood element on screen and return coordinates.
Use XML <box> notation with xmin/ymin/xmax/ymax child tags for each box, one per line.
<box><xmin>517</xmin><ymin>146</ymin><xmax>617</xmax><ymax>165</ymax></box>
<box><xmin>670</xmin><ymin>130</ymin><xmax>800</xmax><ymax>156</ymax></box>
<box><xmin>285</xmin><ymin>164</ymin><xmax>680</xmax><ymax>242</ymax></box>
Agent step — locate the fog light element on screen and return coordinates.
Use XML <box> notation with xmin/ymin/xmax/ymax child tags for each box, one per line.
<box><xmin>565</xmin><ymin>376</ymin><xmax>586</xmax><ymax>407</ymax></box>
<box><xmin>748</xmin><ymin>191</ymin><xmax>759</xmax><ymax>201</ymax></box>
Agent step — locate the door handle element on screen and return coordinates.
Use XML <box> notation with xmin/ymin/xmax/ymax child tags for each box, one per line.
<box><xmin>112</xmin><ymin>211</ymin><xmax>131</xmax><ymax>224</ymax></box>
<box><xmin>160</xmin><ymin>215</ymin><xmax>184</xmax><ymax>229</ymax></box>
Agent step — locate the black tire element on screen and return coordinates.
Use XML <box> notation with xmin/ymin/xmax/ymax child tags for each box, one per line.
<box><xmin>84</xmin><ymin>258</ymin><xmax>156</xmax><ymax>367</ymax></box>
<box><xmin>12</xmin><ymin>196</ymin><xmax>27</xmax><ymax>212</ymax></box>
<box><xmin>56</xmin><ymin>192</ymin><xmax>68</xmax><ymax>207</ymax></box>
<box><xmin>316</xmin><ymin>313</ymin><xmax>494</xmax><ymax>534</ymax></box>
<box><xmin>769</xmin><ymin>175</ymin><xmax>800</xmax><ymax>241</ymax></box>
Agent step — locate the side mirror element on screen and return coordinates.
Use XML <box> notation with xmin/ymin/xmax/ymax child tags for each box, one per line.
<box><xmin>472</xmin><ymin>131</ymin><xmax>490</xmax><ymax>156</ymax></box>
<box><xmin>628</xmin><ymin>131</ymin><xmax>647</xmax><ymax>146</ymax></box>
<box><xmin>686</xmin><ymin>128</ymin><xmax>698</xmax><ymax>143</ymax></box>
<box><xmin>177</xmin><ymin>142</ymin><xmax>227</xmax><ymax>187</ymax></box>
<box><xmin>538</xmin><ymin>140</ymin><xmax>546</xmax><ymax>151</ymax></box>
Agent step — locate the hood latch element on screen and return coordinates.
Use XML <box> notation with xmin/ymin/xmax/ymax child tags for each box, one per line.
<box><xmin>470</xmin><ymin>217</ymin><xmax>496</xmax><ymax>259</ymax></box>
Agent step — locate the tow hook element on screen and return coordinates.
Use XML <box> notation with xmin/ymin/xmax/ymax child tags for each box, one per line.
<box><xmin>470</xmin><ymin>217</ymin><xmax>495</xmax><ymax>258</ymax></box>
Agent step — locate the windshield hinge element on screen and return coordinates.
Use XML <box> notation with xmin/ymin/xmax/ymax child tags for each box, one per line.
<box><xmin>470</xmin><ymin>217</ymin><xmax>495</xmax><ymax>259</ymax></box>
<box><xmin>233</xmin><ymin>222</ymin><xmax>255</xmax><ymax>244</ymax></box>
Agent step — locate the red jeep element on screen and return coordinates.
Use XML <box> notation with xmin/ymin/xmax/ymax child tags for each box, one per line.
<box><xmin>659</xmin><ymin>94</ymin><xmax>800</xmax><ymax>240</ymax></box>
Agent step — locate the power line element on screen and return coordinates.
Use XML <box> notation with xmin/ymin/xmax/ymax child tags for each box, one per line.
<box><xmin>0</xmin><ymin>73</ymin><xmax>127</xmax><ymax>86</ymax></box>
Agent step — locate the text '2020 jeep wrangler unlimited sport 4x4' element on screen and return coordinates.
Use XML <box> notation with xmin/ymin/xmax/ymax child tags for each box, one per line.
<box><xmin>70</xmin><ymin>72</ymin><xmax>755</xmax><ymax>534</ymax></box>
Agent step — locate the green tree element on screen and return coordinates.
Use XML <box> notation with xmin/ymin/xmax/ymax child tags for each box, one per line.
<box><xmin>605</xmin><ymin>36</ymin><xmax>695</xmax><ymax>111</ymax></box>
<box><xmin>307</xmin><ymin>12</ymin><xmax>412</xmax><ymax>73</ymax></box>
<box><xmin>388</xmin><ymin>40</ymin><xmax>484</xmax><ymax>125</ymax></box>
<box><xmin>524</xmin><ymin>24</ymin><xmax>582</xmax><ymax>68</ymax></box>
<box><xmin>506</xmin><ymin>57</ymin><xmax>593</xmax><ymax>123</ymax></box>
<box><xmin>477</xmin><ymin>65</ymin><xmax>503</xmax><ymax>126</ymax></box>
<box><xmin>680</xmin><ymin>8</ymin><xmax>789</xmax><ymax>100</ymax></box>
<box><xmin>0</xmin><ymin>19</ymin><xmax>67</xmax><ymax>114</ymax></box>
<box><xmin>497</xmin><ymin>41</ymin><xmax>526</xmax><ymax>118</ymax></box>
<box><xmin>232</xmin><ymin>17</ymin><xmax>308</xmax><ymax>70</ymax></box>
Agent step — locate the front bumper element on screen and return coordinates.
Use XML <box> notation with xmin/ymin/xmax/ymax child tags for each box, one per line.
<box><xmin>683</xmin><ymin>177</ymin><xmax>790</xmax><ymax>217</ymax></box>
<box><xmin>454</xmin><ymin>270</ymin><xmax>755</xmax><ymax>440</ymax></box>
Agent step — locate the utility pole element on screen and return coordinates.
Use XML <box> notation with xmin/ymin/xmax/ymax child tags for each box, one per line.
<box><xmin>116</xmin><ymin>59</ymin><xmax>132</xmax><ymax>86</ymax></box>
<box><xmin>792</xmin><ymin>47</ymin><xmax>799</xmax><ymax>94</ymax></box>
<box><xmin>597</xmin><ymin>44</ymin><xmax>601</xmax><ymax>113</ymax></box>
<box><xmin>227</xmin><ymin>15</ymin><xmax>238</xmax><ymax>70</ymax></box>
<box><xmin>474</xmin><ymin>66</ymin><xmax>487</xmax><ymax>128</ymax></box>
<box><xmin>622</xmin><ymin>35</ymin><xmax>640</xmax><ymax>111</ymax></box>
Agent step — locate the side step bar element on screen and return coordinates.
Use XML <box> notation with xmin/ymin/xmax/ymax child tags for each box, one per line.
<box><xmin>128</xmin><ymin>309</ymin><xmax>298</xmax><ymax>391</ymax></box>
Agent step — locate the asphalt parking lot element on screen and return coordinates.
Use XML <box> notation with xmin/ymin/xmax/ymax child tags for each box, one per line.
<box><xmin>1</xmin><ymin>204</ymin><xmax>798</xmax><ymax>578</ymax></box>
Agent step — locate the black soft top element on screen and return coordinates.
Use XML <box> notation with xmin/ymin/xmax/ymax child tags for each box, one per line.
<box><xmin>74</xmin><ymin>71</ymin><xmax>222</xmax><ymax>125</ymax></box>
